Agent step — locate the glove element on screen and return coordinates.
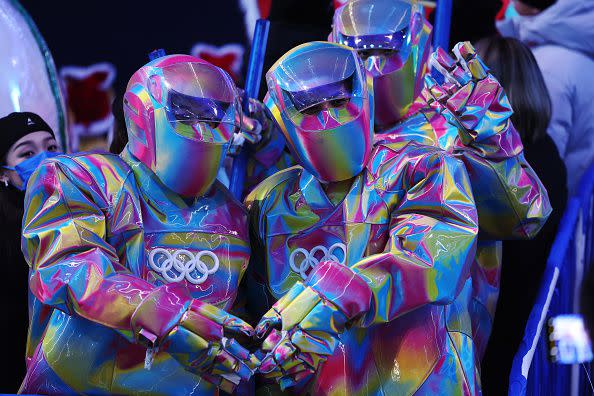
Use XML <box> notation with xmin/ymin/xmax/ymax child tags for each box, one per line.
<box><xmin>418</xmin><ymin>41</ymin><xmax>513</xmax><ymax>145</ymax></box>
<box><xmin>231</xmin><ymin>96</ymin><xmax>273</xmax><ymax>152</ymax></box>
<box><xmin>130</xmin><ymin>284</ymin><xmax>259</xmax><ymax>393</ymax></box>
<box><xmin>255</xmin><ymin>261</ymin><xmax>372</xmax><ymax>389</ymax></box>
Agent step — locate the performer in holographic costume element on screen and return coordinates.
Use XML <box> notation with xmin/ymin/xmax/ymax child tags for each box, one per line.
<box><xmin>20</xmin><ymin>55</ymin><xmax>260</xmax><ymax>395</ymax></box>
<box><xmin>246</xmin><ymin>41</ymin><xmax>480</xmax><ymax>395</ymax></box>
<box><xmin>331</xmin><ymin>0</ymin><xmax>552</xmax><ymax>368</ymax></box>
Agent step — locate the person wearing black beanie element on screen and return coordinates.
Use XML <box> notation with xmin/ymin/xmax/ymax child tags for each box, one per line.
<box><xmin>0</xmin><ymin>111</ymin><xmax>61</xmax><ymax>393</ymax></box>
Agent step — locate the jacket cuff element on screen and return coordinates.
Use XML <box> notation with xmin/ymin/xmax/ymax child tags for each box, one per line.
<box><xmin>305</xmin><ymin>260</ymin><xmax>372</xmax><ymax>320</ymax></box>
<box><xmin>130</xmin><ymin>283</ymin><xmax>192</xmax><ymax>345</ymax></box>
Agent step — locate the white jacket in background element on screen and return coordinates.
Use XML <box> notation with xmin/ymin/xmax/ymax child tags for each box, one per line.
<box><xmin>498</xmin><ymin>0</ymin><xmax>594</xmax><ymax>194</ymax></box>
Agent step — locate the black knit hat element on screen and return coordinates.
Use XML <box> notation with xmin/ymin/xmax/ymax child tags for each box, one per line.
<box><xmin>0</xmin><ymin>112</ymin><xmax>54</xmax><ymax>161</ymax></box>
<box><xmin>518</xmin><ymin>0</ymin><xmax>556</xmax><ymax>11</ymax></box>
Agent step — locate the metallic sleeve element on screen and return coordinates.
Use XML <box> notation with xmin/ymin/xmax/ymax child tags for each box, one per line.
<box><xmin>349</xmin><ymin>152</ymin><xmax>479</xmax><ymax>327</ymax></box>
<box><xmin>21</xmin><ymin>159</ymin><xmax>158</xmax><ymax>333</ymax></box>
<box><xmin>452</xmin><ymin>118</ymin><xmax>552</xmax><ymax>240</ymax></box>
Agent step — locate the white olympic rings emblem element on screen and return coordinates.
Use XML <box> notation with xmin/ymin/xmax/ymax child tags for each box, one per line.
<box><xmin>148</xmin><ymin>248</ymin><xmax>219</xmax><ymax>285</ymax></box>
<box><xmin>289</xmin><ymin>243</ymin><xmax>347</xmax><ymax>280</ymax></box>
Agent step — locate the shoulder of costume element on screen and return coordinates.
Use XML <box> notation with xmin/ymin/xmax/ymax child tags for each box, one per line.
<box><xmin>244</xmin><ymin>165</ymin><xmax>302</xmax><ymax>206</ymax></box>
<box><xmin>41</xmin><ymin>152</ymin><xmax>134</xmax><ymax>197</ymax></box>
<box><xmin>48</xmin><ymin>151</ymin><xmax>132</xmax><ymax>175</ymax></box>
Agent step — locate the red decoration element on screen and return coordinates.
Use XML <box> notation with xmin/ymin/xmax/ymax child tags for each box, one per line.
<box><xmin>191</xmin><ymin>43</ymin><xmax>245</xmax><ymax>83</ymax></box>
<box><xmin>240</xmin><ymin>0</ymin><xmax>272</xmax><ymax>41</ymax></box>
<box><xmin>60</xmin><ymin>63</ymin><xmax>116</xmax><ymax>150</ymax></box>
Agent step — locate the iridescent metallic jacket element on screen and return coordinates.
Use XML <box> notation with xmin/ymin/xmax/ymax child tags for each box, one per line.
<box><xmin>246</xmin><ymin>140</ymin><xmax>480</xmax><ymax>395</ymax></box>
<box><xmin>243</xmin><ymin>124</ymin><xmax>293</xmax><ymax>197</ymax></box>
<box><xmin>379</xmin><ymin>98</ymin><xmax>552</xmax><ymax>360</ymax></box>
<box><xmin>20</xmin><ymin>149</ymin><xmax>249</xmax><ymax>395</ymax></box>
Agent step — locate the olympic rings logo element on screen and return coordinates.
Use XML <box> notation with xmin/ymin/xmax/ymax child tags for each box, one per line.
<box><xmin>289</xmin><ymin>243</ymin><xmax>347</xmax><ymax>280</ymax></box>
<box><xmin>148</xmin><ymin>248</ymin><xmax>219</xmax><ymax>285</ymax></box>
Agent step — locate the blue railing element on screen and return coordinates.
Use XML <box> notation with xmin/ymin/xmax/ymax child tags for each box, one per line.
<box><xmin>509</xmin><ymin>161</ymin><xmax>594</xmax><ymax>396</ymax></box>
<box><xmin>229</xmin><ymin>19</ymin><xmax>270</xmax><ymax>200</ymax></box>
<box><xmin>433</xmin><ymin>0</ymin><xmax>453</xmax><ymax>50</ymax></box>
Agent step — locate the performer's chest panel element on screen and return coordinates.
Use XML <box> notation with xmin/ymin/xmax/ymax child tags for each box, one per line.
<box><xmin>130</xmin><ymin>192</ymin><xmax>249</xmax><ymax>307</ymax></box>
<box><xmin>143</xmin><ymin>232</ymin><xmax>248</xmax><ymax>304</ymax></box>
<box><xmin>263</xmin><ymin>186</ymin><xmax>391</xmax><ymax>298</ymax></box>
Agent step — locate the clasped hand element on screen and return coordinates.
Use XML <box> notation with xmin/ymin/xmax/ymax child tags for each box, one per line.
<box><xmin>173</xmin><ymin>282</ymin><xmax>346</xmax><ymax>392</ymax></box>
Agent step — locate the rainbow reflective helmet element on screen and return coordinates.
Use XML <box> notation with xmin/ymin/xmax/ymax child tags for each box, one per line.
<box><xmin>265</xmin><ymin>42</ymin><xmax>374</xmax><ymax>183</ymax></box>
<box><xmin>332</xmin><ymin>0</ymin><xmax>432</xmax><ymax>130</ymax></box>
<box><xmin>124</xmin><ymin>54</ymin><xmax>241</xmax><ymax>197</ymax></box>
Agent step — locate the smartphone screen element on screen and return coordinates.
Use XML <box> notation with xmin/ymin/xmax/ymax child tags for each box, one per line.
<box><xmin>549</xmin><ymin>314</ymin><xmax>594</xmax><ymax>364</ymax></box>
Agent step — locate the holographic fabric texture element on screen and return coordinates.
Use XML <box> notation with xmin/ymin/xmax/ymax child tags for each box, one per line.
<box><xmin>246</xmin><ymin>40</ymin><xmax>480</xmax><ymax>394</ymax></box>
<box><xmin>242</xmin><ymin>39</ymin><xmax>551</xmax><ymax>395</ymax></box>
<box><xmin>246</xmin><ymin>140</ymin><xmax>480</xmax><ymax>394</ymax></box>
<box><xmin>20</xmin><ymin>150</ymin><xmax>253</xmax><ymax>395</ymax></box>
<box><xmin>379</xmin><ymin>42</ymin><xmax>552</xmax><ymax>361</ymax></box>
<box><xmin>240</xmin><ymin>95</ymin><xmax>294</xmax><ymax>197</ymax></box>
<box><xmin>330</xmin><ymin>2</ymin><xmax>552</xmax><ymax>372</ymax></box>
<box><xmin>16</xmin><ymin>31</ymin><xmax>552</xmax><ymax>396</ymax></box>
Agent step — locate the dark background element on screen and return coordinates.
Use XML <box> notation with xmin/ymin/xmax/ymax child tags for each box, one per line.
<box><xmin>19</xmin><ymin>0</ymin><xmax>501</xmax><ymax>97</ymax></box>
<box><xmin>19</xmin><ymin>1</ymin><xmax>249</xmax><ymax>91</ymax></box>
<box><xmin>19</xmin><ymin>0</ymin><xmax>335</xmax><ymax>97</ymax></box>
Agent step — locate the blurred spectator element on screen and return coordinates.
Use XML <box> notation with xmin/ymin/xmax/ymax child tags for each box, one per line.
<box><xmin>0</xmin><ymin>112</ymin><xmax>62</xmax><ymax>392</ymax></box>
<box><xmin>498</xmin><ymin>0</ymin><xmax>594</xmax><ymax>194</ymax></box>
<box><xmin>475</xmin><ymin>36</ymin><xmax>568</xmax><ymax>395</ymax></box>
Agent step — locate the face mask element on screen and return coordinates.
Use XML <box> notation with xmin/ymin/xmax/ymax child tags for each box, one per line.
<box><xmin>3</xmin><ymin>151</ymin><xmax>61</xmax><ymax>190</ymax></box>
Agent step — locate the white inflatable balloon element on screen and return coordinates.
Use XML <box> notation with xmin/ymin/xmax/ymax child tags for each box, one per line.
<box><xmin>0</xmin><ymin>0</ymin><xmax>68</xmax><ymax>150</ymax></box>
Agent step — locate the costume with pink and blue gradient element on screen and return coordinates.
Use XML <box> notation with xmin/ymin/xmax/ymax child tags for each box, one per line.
<box><xmin>20</xmin><ymin>55</ymin><xmax>259</xmax><ymax>395</ymax></box>
<box><xmin>246</xmin><ymin>41</ymin><xmax>481</xmax><ymax>395</ymax></box>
